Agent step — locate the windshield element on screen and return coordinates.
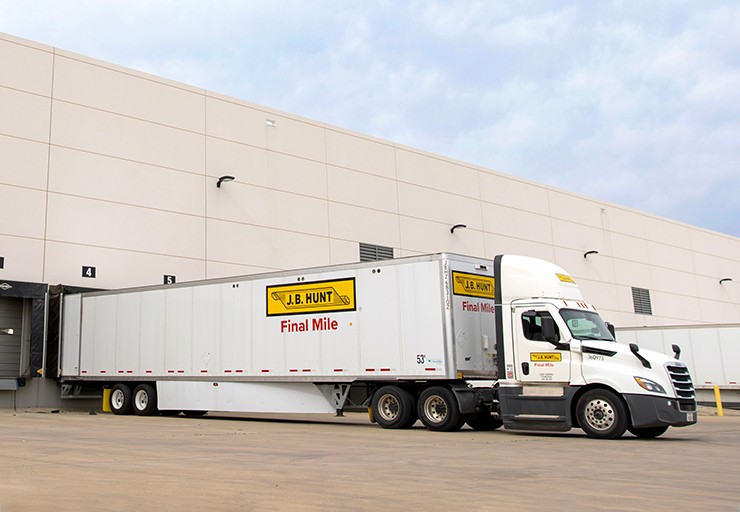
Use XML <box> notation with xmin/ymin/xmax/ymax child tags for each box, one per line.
<box><xmin>559</xmin><ymin>309</ymin><xmax>615</xmax><ymax>342</ymax></box>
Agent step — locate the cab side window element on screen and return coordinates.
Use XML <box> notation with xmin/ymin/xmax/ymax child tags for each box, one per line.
<box><xmin>522</xmin><ymin>311</ymin><xmax>560</xmax><ymax>342</ymax></box>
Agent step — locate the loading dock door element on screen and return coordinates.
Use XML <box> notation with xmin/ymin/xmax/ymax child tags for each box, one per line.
<box><xmin>0</xmin><ymin>297</ymin><xmax>23</xmax><ymax>378</ymax></box>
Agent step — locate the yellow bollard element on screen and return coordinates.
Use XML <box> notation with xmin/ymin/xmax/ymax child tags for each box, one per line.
<box><xmin>713</xmin><ymin>385</ymin><xmax>724</xmax><ymax>417</ymax></box>
<box><xmin>102</xmin><ymin>388</ymin><xmax>111</xmax><ymax>413</ymax></box>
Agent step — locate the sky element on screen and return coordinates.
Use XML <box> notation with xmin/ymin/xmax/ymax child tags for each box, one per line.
<box><xmin>2</xmin><ymin>1</ymin><xmax>739</xmax><ymax>238</ymax></box>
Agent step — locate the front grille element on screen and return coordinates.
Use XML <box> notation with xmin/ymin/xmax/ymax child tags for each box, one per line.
<box><xmin>666</xmin><ymin>363</ymin><xmax>696</xmax><ymax>403</ymax></box>
<box><xmin>678</xmin><ymin>399</ymin><xmax>697</xmax><ymax>412</ymax></box>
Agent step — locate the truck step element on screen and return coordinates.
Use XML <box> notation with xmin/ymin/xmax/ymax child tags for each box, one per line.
<box><xmin>503</xmin><ymin>414</ymin><xmax>570</xmax><ymax>432</ymax></box>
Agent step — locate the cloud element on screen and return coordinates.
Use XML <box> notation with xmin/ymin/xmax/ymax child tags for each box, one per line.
<box><xmin>410</xmin><ymin>2</ymin><xmax>740</xmax><ymax>237</ymax></box>
<box><xmin>1</xmin><ymin>0</ymin><xmax>739</xmax><ymax>237</ymax></box>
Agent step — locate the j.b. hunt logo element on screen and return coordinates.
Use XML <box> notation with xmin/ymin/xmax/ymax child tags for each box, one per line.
<box><xmin>266</xmin><ymin>278</ymin><xmax>356</xmax><ymax>317</ymax></box>
<box><xmin>451</xmin><ymin>271</ymin><xmax>495</xmax><ymax>299</ymax></box>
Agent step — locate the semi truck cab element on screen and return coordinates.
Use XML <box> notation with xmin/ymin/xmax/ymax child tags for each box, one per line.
<box><xmin>494</xmin><ymin>255</ymin><xmax>697</xmax><ymax>439</ymax></box>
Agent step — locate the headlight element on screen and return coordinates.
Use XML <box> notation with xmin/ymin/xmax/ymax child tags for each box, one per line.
<box><xmin>634</xmin><ymin>376</ymin><xmax>666</xmax><ymax>394</ymax></box>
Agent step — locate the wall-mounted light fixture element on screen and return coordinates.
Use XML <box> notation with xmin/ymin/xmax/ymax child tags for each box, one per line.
<box><xmin>584</xmin><ymin>250</ymin><xmax>599</xmax><ymax>258</ymax></box>
<box><xmin>450</xmin><ymin>224</ymin><xmax>467</xmax><ymax>234</ymax></box>
<box><xmin>719</xmin><ymin>277</ymin><xmax>733</xmax><ymax>284</ymax></box>
<box><xmin>217</xmin><ymin>175</ymin><xmax>235</xmax><ymax>188</ymax></box>
<box><xmin>266</xmin><ymin>119</ymin><xmax>277</xmax><ymax>127</ymax></box>
<box><xmin>0</xmin><ymin>328</ymin><xmax>14</xmax><ymax>336</ymax></box>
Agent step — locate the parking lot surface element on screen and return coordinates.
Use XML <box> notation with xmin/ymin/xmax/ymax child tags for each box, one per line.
<box><xmin>0</xmin><ymin>408</ymin><xmax>738</xmax><ymax>511</ymax></box>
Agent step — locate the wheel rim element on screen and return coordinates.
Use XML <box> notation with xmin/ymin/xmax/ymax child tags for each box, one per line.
<box><xmin>583</xmin><ymin>398</ymin><xmax>616</xmax><ymax>431</ymax></box>
<box><xmin>111</xmin><ymin>389</ymin><xmax>125</xmax><ymax>410</ymax></box>
<box><xmin>423</xmin><ymin>395</ymin><xmax>447</xmax><ymax>424</ymax></box>
<box><xmin>378</xmin><ymin>394</ymin><xmax>400</xmax><ymax>421</ymax></box>
<box><xmin>135</xmin><ymin>390</ymin><xmax>148</xmax><ymax>411</ymax></box>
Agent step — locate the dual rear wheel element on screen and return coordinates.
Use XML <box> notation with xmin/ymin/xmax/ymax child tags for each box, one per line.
<box><xmin>371</xmin><ymin>385</ymin><xmax>502</xmax><ymax>432</ymax></box>
<box><xmin>371</xmin><ymin>386</ymin><xmax>417</xmax><ymax>429</ymax></box>
<box><xmin>110</xmin><ymin>383</ymin><xmax>158</xmax><ymax>416</ymax></box>
<box><xmin>108</xmin><ymin>383</ymin><xmax>206</xmax><ymax>417</ymax></box>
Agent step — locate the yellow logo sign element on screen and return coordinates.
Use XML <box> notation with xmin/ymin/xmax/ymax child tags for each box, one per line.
<box><xmin>452</xmin><ymin>271</ymin><xmax>495</xmax><ymax>299</ymax></box>
<box><xmin>556</xmin><ymin>273</ymin><xmax>576</xmax><ymax>284</ymax></box>
<box><xmin>530</xmin><ymin>353</ymin><xmax>562</xmax><ymax>362</ymax></box>
<box><xmin>267</xmin><ymin>278</ymin><xmax>356</xmax><ymax>316</ymax></box>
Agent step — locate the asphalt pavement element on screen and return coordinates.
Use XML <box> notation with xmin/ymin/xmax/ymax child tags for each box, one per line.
<box><xmin>0</xmin><ymin>407</ymin><xmax>738</xmax><ymax>511</ymax></box>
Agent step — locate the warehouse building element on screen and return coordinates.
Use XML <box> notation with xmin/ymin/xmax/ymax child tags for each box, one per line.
<box><xmin>1</xmin><ymin>32</ymin><xmax>739</xmax><ymax>407</ymax></box>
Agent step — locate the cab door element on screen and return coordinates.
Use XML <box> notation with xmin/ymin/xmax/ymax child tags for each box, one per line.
<box><xmin>512</xmin><ymin>306</ymin><xmax>570</xmax><ymax>383</ymax></box>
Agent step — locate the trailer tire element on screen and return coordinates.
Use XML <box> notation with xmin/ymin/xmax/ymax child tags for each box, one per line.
<box><xmin>371</xmin><ymin>386</ymin><xmax>416</xmax><ymax>429</ymax></box>
<box><xmin>183</xmin><ymin>410</ymin><xmax>208</xmax><ymax>417</ymax></box>
<box><xmin>465</xmin><ymin>412</ymin><xmax>504</xmax><ymax>431</ymax></box>
<box><xmin>132</xmin><ymin>384</ymin><xmax>159</xmax><ymax>416</ymax></box>
<box><xmin>576</xmin><ymin>389</ymin><xmax>628</xmax><ymax>439</ymax></box>
<box><xmin>418</xmin><ymin>386</ymin><xmax>464</xmax><ymax>432</ymax></box>
<box><xmin>110</xmin><ymin>383</ymin><xmax>133</xmax><ymax>415</ymax></box>
<box><xmin>402</xmin><ymin>410</ymin><xmax>419</xmax><ymax>428</ymax></box>
<box><xmin>628</xmin><ymin>425</ymin><xmax>669</xmax><ymax>439</ymax></box>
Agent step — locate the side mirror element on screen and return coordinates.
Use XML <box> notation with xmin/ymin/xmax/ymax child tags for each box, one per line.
<box><xmin>629</xmin><ymin>343</ymin><xmax>652</xmax><ymax>369</ymax></box>
<box><xmin>606</xmin><ymin>322</ymin><xmax>615</xmax><ymax>338</ymax></box>
<box><xmin>541</xmin><ymin>316</ymin><xmax>569</xmax><ymax>350</ymax></box>
<box><xmin>672</xmin><ymin>344</ymin><xmax>681</xmax><ymax>360</ymax></box>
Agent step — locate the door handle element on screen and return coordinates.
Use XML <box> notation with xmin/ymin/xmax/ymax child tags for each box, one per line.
<box><xmin>521</xmin><ymin>362</ymin><xmax>529</xmax><ymax>375</ymax></box>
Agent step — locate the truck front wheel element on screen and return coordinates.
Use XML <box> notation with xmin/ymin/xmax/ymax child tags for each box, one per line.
<box><xmin>576</xmin><ymin>389</ymin><xmax>628</xmax><ymax>439</ymax></box>
<box><xmin>132</xmin><ymin>384</ymin><xmax>159</xmax><ymax>416</ymax></box>
<box><xmin>418</xmin><ymin>387</ymin><xmax>464</xmax><ymax>432</ymax></box>
<box><xmin>110</xmin><ymin>383</ymin><xmax>132</xmax><ymax>415</ymax></box>
<box><xmin>371</xmin><ymin>386</ymin><xmax>416</xmax><ymax>429</ymax></box>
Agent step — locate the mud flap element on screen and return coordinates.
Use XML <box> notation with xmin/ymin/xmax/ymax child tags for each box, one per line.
<box><xmin>449</xmin><ymin>384</ymin><xmax>478</xmax><ymax>415</ymax></box>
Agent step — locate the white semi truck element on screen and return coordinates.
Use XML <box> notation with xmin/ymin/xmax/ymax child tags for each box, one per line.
<box><xmin>60</xmin><ymin>253</ymin><xmax>697</xmax><ymax>439</ymax></box>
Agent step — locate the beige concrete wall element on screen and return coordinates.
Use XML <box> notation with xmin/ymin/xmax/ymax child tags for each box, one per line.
<box><xmin>1</xmin><ymin>31</ymin><xmax>739</xmax><ymax>327</ymax></box>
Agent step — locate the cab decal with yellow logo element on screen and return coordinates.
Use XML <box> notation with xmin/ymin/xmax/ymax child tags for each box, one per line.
<box><xmin>267</xmin><ymin>278</ymin><xmax>356</xmax><ymax>316</ymax></box>
<box><xmin>556</xmin><ymin>273</ymin><xmax>576</xmax><ymax>284</ymax></box>
<box><xmin>451</xmin><ymin>271</ymin><xmax>495</xmax><ymax>299</ymax></box>
<box><xmin>530</xmin><ymin>353</ymin><xmax>562</xmax><ymax>362</ymax></box>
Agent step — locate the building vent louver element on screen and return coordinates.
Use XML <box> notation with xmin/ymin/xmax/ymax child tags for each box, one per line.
<box><xmin>631</xmin><ymin>286</ymin><xmax>653</xmax><ymax>315</ymax></box>
<box><xmin>359</xmin><ymin>243</ymin><xmax>394</xmax><ymax>262</ymax></box>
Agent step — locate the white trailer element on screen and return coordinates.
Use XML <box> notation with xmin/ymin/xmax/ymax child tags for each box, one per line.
<box><xmin>60</xmin><ymin>253</ymin><xmax>697</xmax><ymax>438</ymax></box>
<box><xmin>616</xmin><ymin>324</ymin><xmax>740</xmax><ymax>405</ymax></box>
